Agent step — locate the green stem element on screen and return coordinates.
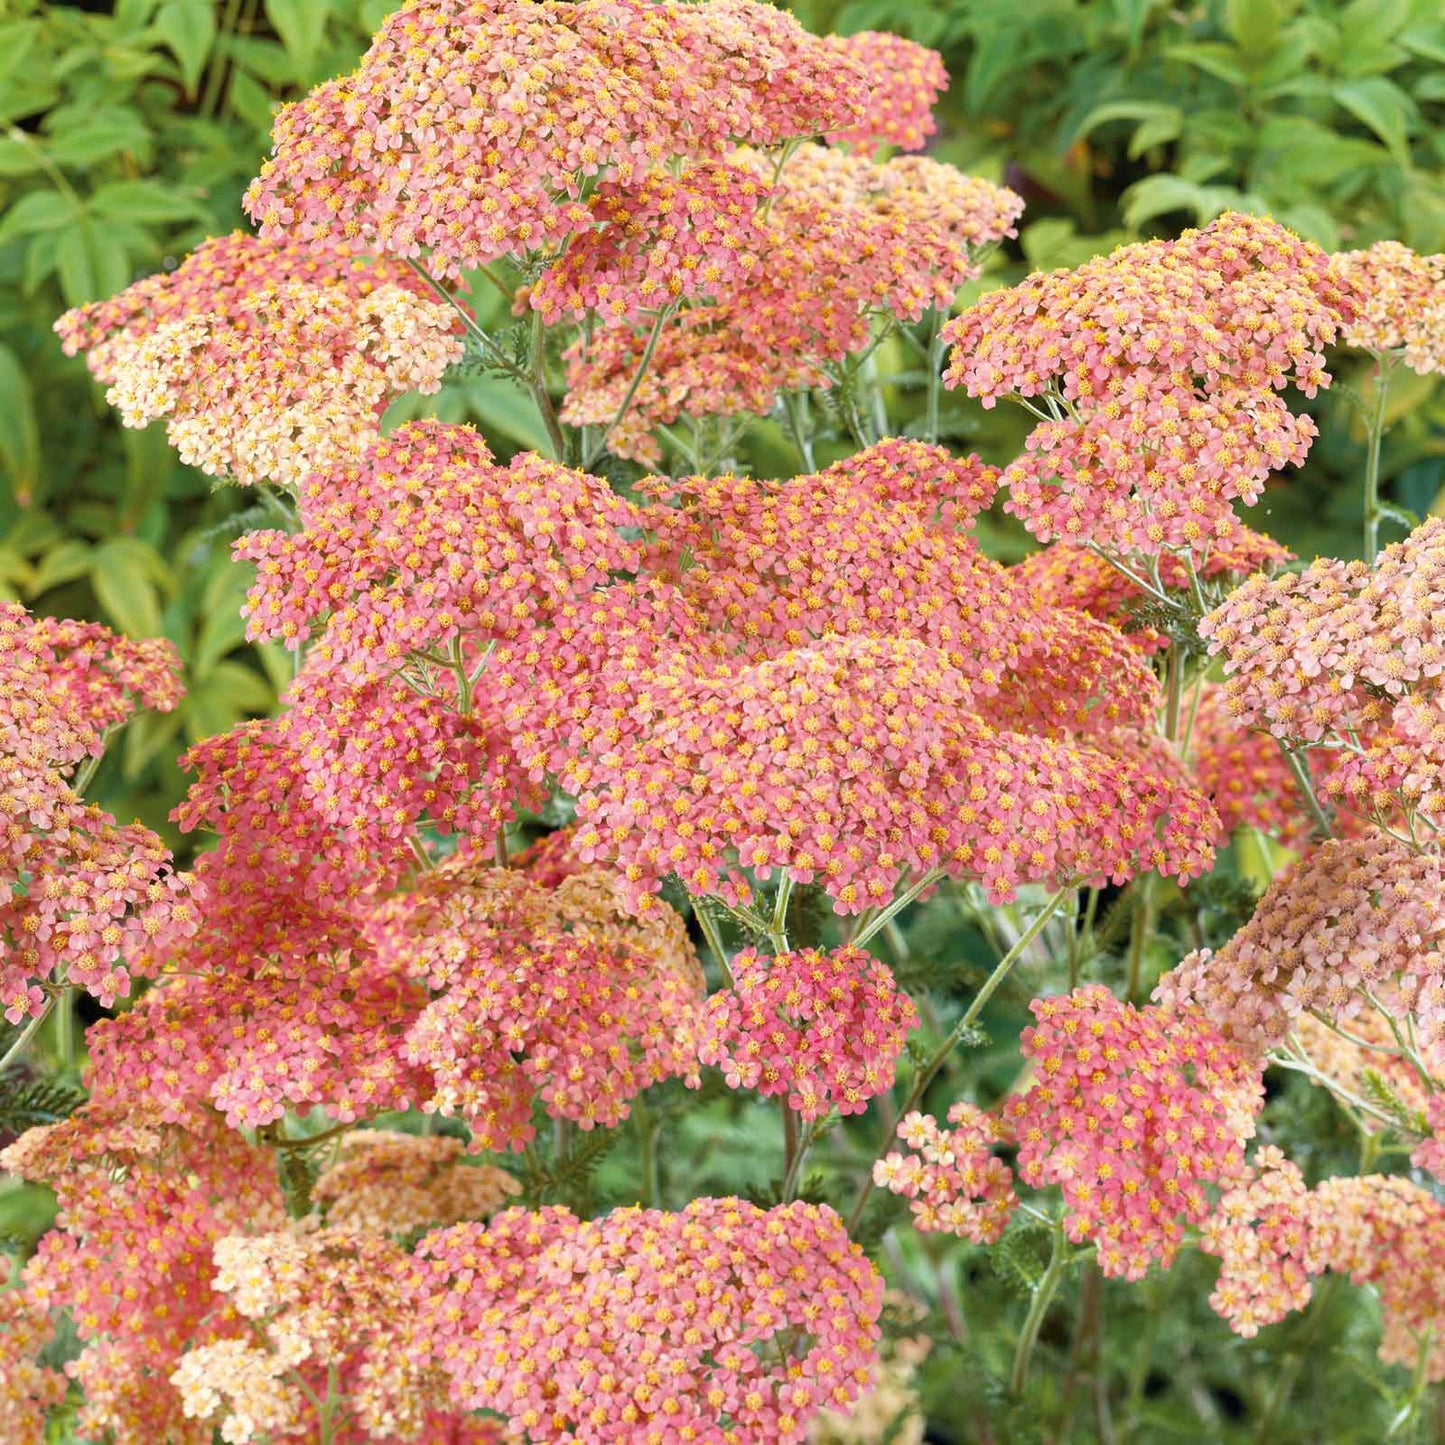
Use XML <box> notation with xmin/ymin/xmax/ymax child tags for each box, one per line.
<box><xmin>55</xmin><ymin>987</ymin><xmax>76</xmax><ymax>1074</ymax></box>
<box><xmin>634</xmin><ymin>1097</ymin><xmax>661</xmax><ymax>1207</ymax></box>
<box><xmin>846</xmin><ymin>887</ymin><xmax>1070</xmax><ymax>1233</ymax></box>
<box><xmin>851</xmin><ymin>868</ymin><xmax>947</xmax><ymax>950</ymax></box>
<box><xmin>925</xmin><ymin>309</ymin><xmax>946</xmax><ymax>446</ymax></box>
<box><xmin>1283</xmin><ymin>745</ymin><xmax>1334</xmax><ymax>841</ymax></box>
<box><xmin>694</xmin><ymin>902</ymin><xmax>735</xmax><ymax>989</ymax></box>
<box><xmin>1362</xmin><ymin>353</ymin><xmax>1396</xmax><ymax>566</ymax></box>
<box><xmin>0</xmin><ymin>999</ymin><xmax>56</xmax><ymax>1075</ymax></box>
<box><xmin>318</xmin><ymin>1361</ymin><xmax>340</xmax><ymax>1445</ymax></box>
<box><xmin>1124</xmin><ymin>872</ymin><xmax>1155</xmax><ymax>1005</ymax></box>
<box><xmin>583</xmin><ymin>305</ymin><xmax>674</xmax><ymax>470</ymax></box>
<box><xmin>529</xmin><ymin>308</ymin><xmax>568</xmax><ymax>463</ymax></box>
<box><xmin>1012</xmin><ymin>1222</ymin><xmax>1069</xmax><ymax>1395</ymax></box>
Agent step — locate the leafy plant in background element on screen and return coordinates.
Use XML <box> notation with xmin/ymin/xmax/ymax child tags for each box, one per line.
<box><xmin>6</xmin><ymin>2</ymin><xmax>1445</xmax><ymax>1443</ymax></box>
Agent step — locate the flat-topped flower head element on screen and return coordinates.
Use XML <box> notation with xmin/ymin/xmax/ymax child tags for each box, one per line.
<box><xmin>944</xmin><ymin>212</ymin><xmax>1354</xmax><ymax>556</ymax></box>
<box><xmin>874</xmin><ymin>1103</ymin><xmax>1017</xmax><ymax>1243</ymax></box>
<box><xmin>1156</xmin><ymin>829</ymin><xmax>1445</xmax><ymax>1060</ymax></box>
<box><xmin>55</xmin><ymin>233</ymin><xmax>460</xmax><ymax>488</ymax></box>
<box><xmin>825</xmin><ymin>31</ymin><xmax>948</xmax><ymax>155</ymax></box>
<box><xmin>1006</xmin><ymin>986</ymin><xmax>1264</xmax><ymax>1280</ymax></box>
<box><xmin>243</xmin><ymin>0</ymin><xmax>869</xmax><ymax>275</ymax></box>
<box><xmin>699</xmin><ymin>945</ymin><xmax>918</xmax><ymax>1118</ymax></box>
<box><xmin>529</xmin><ymin>160</ymin><xmax>770</xmax><ymax>325</ymax></box>
<box><xmin>408</xmin><ymin>1197</ymin><xmax>883</xmax><ymax>1441</ymax></box>
<box><xmin>1334</xmin><ymin>240</ymin><xmax>1445</xmax><ymax>373</ymax></box>
<box><xmin>367</xmin><ymin>856</ymin><xmax>703</xmax><ymax>1148</ymax></box>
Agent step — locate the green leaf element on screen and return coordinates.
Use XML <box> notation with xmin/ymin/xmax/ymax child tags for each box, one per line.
<box><xmin>1339</xmin><ymin>0</ymin><xmax>1413</xmax><ymax>46</ymax></box>
<box><xmin>45</xmin><ymin>114</ymin><xmax>154</xmax><ymax>169</ymax></box>
<box><xmin>1399</xmin><ymin>22</ymin><xmax>1445</xmax><ymax>63</ymax></box>
<box><xmin>1121</xmin><ymin>174</ymin><xmax>1247</xmax><ymax>229</ymax></box>
<box><xmin>122</xmin><ymin>708</ymin><xmax>183</xmax><ymax>779</ymax></box>
<box><xmin>1333</xmin><ymin>76</ymin><xmax>1414</xmax><ymax>161</ymax></box>
<box><xmin>27</xmin><ymin>540</ymin><xmax>93</xmax><ymax>596</ymax></box>
<box><xmin>1110</xmin><ymin>0</ymin><xmax>1164</xmax><ymax>48</ymax></box>
<box><xmin>90</xmin><ymin>178</ymin><xmax>205</xmax><ymax>224</ymax></box>
<box><xmin>1069</xmin><ymin>99</ymin><xmax>1183</xmax><ymax>150</ymax></box>
<box><xmin>1130</xmin><ymin>109</ymin><xmax>1185</xmax><ymax>157</ymax></box>
<box><xmin>1165</xmin><ymin>40</ymin><xmax>1250</xmax><ymax>85</ymax></box>
<box><xmin>1226</xmin><ymin>0</ymin><xmax>1282</xmax><ymax>59</ymax></box>
<box><xmin>265</xmin><ymin>0</ymin><xmax>332</xmax><ymax>76</ymax></box>
<box><xmin>0</xmin><ymin>137</ymin><xmax>43</xmax><ymax>177</ymax></box>
<box><xmin>56</xmin><ymin>220</ymin><xmax>131</xmax><ymax>307</ymax></box>
<box><xmin>0</xmin><ymin>190</ymin><xmax>77</xmax><ymax>245</ymax></box>
<box><xmin>0</xmin><ymin>342</ymin><xmax>40</xmax><ymax>505</ymax></box>
<box><xmin>90</xmin><ymin>537</ymin><xmax>166</xmax><ymax>637</ymax></box>
<box><xmin>155</xmin><ymin>0</ymin><xmax>217</xmax><ymax>95</ymax></box>
<box><xmin>192</xmin><ymin>572</ymin><xmax>256</xmax><ymax>678</ymax></box>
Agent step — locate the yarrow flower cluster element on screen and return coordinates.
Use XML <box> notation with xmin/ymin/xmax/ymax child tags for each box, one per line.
<box><xmin>943</xmin><ymin>212</ymin><xmax>1355</xmax><ymax>556</ymax></box>
<box><xmin>408</xmin><ymin>1198</ymin><xmax>883</xmax><ymax>1442</ymax></box>
<box><xmin>824</xmin><ymin>31</ymin><xmax>948</xmax><ymax>154</ymax></box>
<box><xmin>55</xmin><ymin>233</ymin><xmax>460</xmax><ymax>488</ymax></box>
<box><xmin>0</xmin><ymin>602</ymin><xmax>187</xmax><ymax>1021</ymax></box>
<box><xmin>244</xmin><ymin>0</ymin><xmax>874</xmax><ymax>275</ymax></box>
<box><xmin>873</xmin><ymin>1103</ymin><xmax>1017</xmax><ymax>1243</ymax></box>
<box><xmin>0</xmin><ymin>1261</ymin><xmax>65</xmax><ymax>1445</ymax></box>
<box><xmin>699</xmin><ymin>945</ymin><xmax>918</xmax><ymax>1118</ymax></box>
<box><xmin>1006</xmin><ymin>986</ymin><xmax>1264</xmax><ymax>1279</ymax></box>
<box><xmin>1158</xmin><ymin>829</ymin><xmax>1445</xmax><ymax>1061</ymax></box>
<box><xmin>1333</xmin><ymin>240</ymin><xmax>1445</xmax><ymax>373</ymax></box>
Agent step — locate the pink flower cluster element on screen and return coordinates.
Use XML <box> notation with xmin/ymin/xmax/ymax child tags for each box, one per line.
<box><xmin>699</xmin><ymin>945</ymin><xmax>918</xmax><ymax>1119</ymax></box>
<box><xmin>1202</xmin><ymin>516</ymin><xmax>1445</xmax><ymax>831</ymax></box>
<box><xmin>55</xmin><ymin>232</ymin><xmax>460</xmax><ymax>488</ymax></box>
<box><xmin>1006</xmin><ymin>986</ymin><xmax>1264</xmax><ymax>1279</ymax></box>
<box><xmin>244</xmin><ymin>0</ymin><xmax>874</xmax><ymax>275</ymax></box>
<box><xmin>1</xmin><ymin>602</ymin><xmax>188</xmax><ymax>1020</ymax></box>
<box><xmin>873</xmin><ymin>1103</ymin><xmax>1017</xmax><ymax>1243</ymax></box>
<box><xmin>529</xmin><ymin>161</ymin><xmax>769</xmax><ymax>324</ymax></box>
<box><xmin>562</xmin><ymin>144</ymin><xmax>1022</xmax><ymax>462</ymax></box>
<box><xmin>1158</xmin><ymin>829</ymin><xmax>1445</xmax><ymax>1061</ymax></box>
<box><xmin>825</xmin><ymin>31</ymin><xmax>948</xmax><ymax>154</ymax></box>
<box><xmin>408</xmin><ymin>1198</ymin><xmax>884</xmax><ymax>1441</ymax></box>
<box><xmin>1334</xmin><ymin>240</ymin><xmax>1445</xmax><ymax>374</ymax></box>
<box><xmin>943</xmin><ymin>212</ymin><xmax>1355</xmax><ymax>556</ymax></box>
<box><xmin>0</xmin><ymin>1260</ymin><xmax>64</xmax><ymax>1445</ymax></box>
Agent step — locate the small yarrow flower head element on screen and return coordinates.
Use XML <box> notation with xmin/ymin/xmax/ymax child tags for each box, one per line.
<box><xmin>312</xmin><ymin>1129</ymin><xmax>521</xmax><ymax>1234</ymax></box>
<box><xmin>1006</xmin><ymin>986</ymin><xmax>1265</xmax><ymax>1279</ymax></box>
<box><xmin>873</xmin><ymin>1103</ymin><xmax>1017</xmax><ymax>1243</ymax></box>
<box><xmin>1333</xmin><ymin>240</ymin><xmax>1445</xmax><ymax>373</ymax></box>
<box><xmin>55</xmin><ymin>233</ymin><xmax>461</xmax><ymax>489</ymax></box>
<box><xmin>825</xmin><ymin>31</ymin><xmax>948</xmax><ymax>155</ymax></box>
<box><xmin>0</xmin><ymin>603</ymin><xmax>188</xmax><ymax>1022</ymax></box>
<box><xmin>944</xmin><ymin>212</ymin><xmax>1355</xmax><ymax>557</ymax></box>
<box><xmin>699</xmin><ymin>945</ymin><xmax>919</xmax><ymax>1119</ymax></box>
<box><xmin>1157</xmin><ymin>829</ymin><xmax>1445</xmax><ymax>1061</ymax></box>
<box><xmin>408</xmin><ymin>1197</ymin><xmax>884</xmax><ymax>1442</ymax></box>
<box><xmin>0</xmin><ymin>1261</ymin><xmax>66</xmax><ymax>1445</ymax></box>
<box><xmin>1198</xmin><ymin>1146</ymin><xmax>1317</xmax><ymax>1338</ymax></box>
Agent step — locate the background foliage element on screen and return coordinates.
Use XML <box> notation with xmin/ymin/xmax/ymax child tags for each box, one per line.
<box><xmin>2</xmin><ymin>2</ymin><xmax>1445</xmax><ymax>1440</ymax></box>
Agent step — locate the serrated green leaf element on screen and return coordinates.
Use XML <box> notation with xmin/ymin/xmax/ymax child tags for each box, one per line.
<box><xmin>1334</xmin><ymin>76</ymin><xmax>1414</xmax><ymax>161</ymax></box>
<box><xmin>155</xmin><ymin>0</ymin><xmax>216</xmax><ymax>95</ymax></box>
<box><xmin>0</xmin><ymin>189</ymin><xmax>77</xmax><ymax>245</ymax></box>
<box><xmin>90</xmin><ymin>537</ymin><xmax>165</xmax><ymax>637</ymax></box>
<box><xmin>265</xmin><ymin>0</ymin><xmax>331</xmax><ymax>76</ymax></box>
<box><xmin>27</xmin><ymin>539</ymin><xmax>92</xmax><ymax>596</ymax></box>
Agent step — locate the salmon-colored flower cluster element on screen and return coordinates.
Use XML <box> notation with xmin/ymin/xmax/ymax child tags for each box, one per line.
<box><xmin>529</xmin><ymin>161</ymin><xmax>769</xmax><ymax>324</ymax></box>
<box><xmin>244</xmin><ymin>0</ymin><xmax>872</xmax><ymax>275</ymax></box>
<box><xmin>1158</xmin><ymin>829</ymin><xmax>1445</xmax><ymax>1060</ymax></box>
<box><xmin>313</xmin><ymin>1130</ymin><xmax>520</xmax><ymax>1234</ymax></box>
<box><xmin>1</xmin><ymin>602</ymin><xmax>188</xmax><ymax>1020</ymax></box>
<box><xmin>825</xmin><ymin>31</ymin><xmax>948</xmax><ymax>154</ymax></box>
<box><xmin>699</xmin><ymin>945</ymin><xmax>918</xmax><ymax>1118</ymax></box>
<box><xmin>368</xmin><ymin>856</ymin><xmax>704</xmax><ymax>1148</ymax></box>
<box><xmin>1334</xmin><ymin>240</ymin><xmax>1445</xmax><ymax>373</ymax></box>
<box><xmin>0</xmin><ymin>1105</ymin><xmax>285</xmax><ymax>1445</ymax></box>
<box><xmin>0</xmin><ymin>1262</ymin><xmax>64</xmax><ymax>1445</ymax></box>
<box><xmin>1006</xmin><ymin>986</ymin><xmax>1264</xmax><ymax>1280</ymax></box>
<box><xmin>408</xmin><ymin>1198</ymin><xmax>884</xmax><ymax>1442</ymax></box>
<box><xmin>943</xmin><ymin>212</ymin><xmax>1354</xmax><ymax>555</ymax></box>
<box><xmin>55</xmin><ymin>232</ymin><xmax>460</xmax><ymax>488</ymax></box>
<box><xmin>1202</xmin><ymin>517</ymin><xmax>1445</xmax><ymax>830</ymax></box>
<box><xmin>563</xmin><ymin>145</ymin><xmax>1022</xmax><ymax>461</ymax></box>
<box><xmin>873</xmin><ymin>1103</ymin><xmax>1017</xmax><ymax>1243</ymax></box>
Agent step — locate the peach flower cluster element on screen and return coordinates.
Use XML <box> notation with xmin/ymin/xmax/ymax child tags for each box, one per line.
<box><xmin>409</xmin><ymin>1198</ymin><xmax>884</xmax><ymax>1442</ymax></box>
<box><xmin>1006</xmin><ymin>986</ymin><xmax>1264</xmax><ymax>1280</ymax></box>
<box><xmin>55</xmin><ymin>233</ymin><xmax>460</xmax><ymax>488</ymax></box>
<box><xmin>1334</xmin><ymin>240</ymin><xmax>1445</xmax><ymax>373</ymax></box>
<box><xmin>699</xmin><ymin>945</ymin><xmax>919</xmax><ymax>1118</ymax></box>
<box><xmin>943</xmin><ymin>212</ymin><xmax>1355</xmax><ymax>555</ymax></box>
